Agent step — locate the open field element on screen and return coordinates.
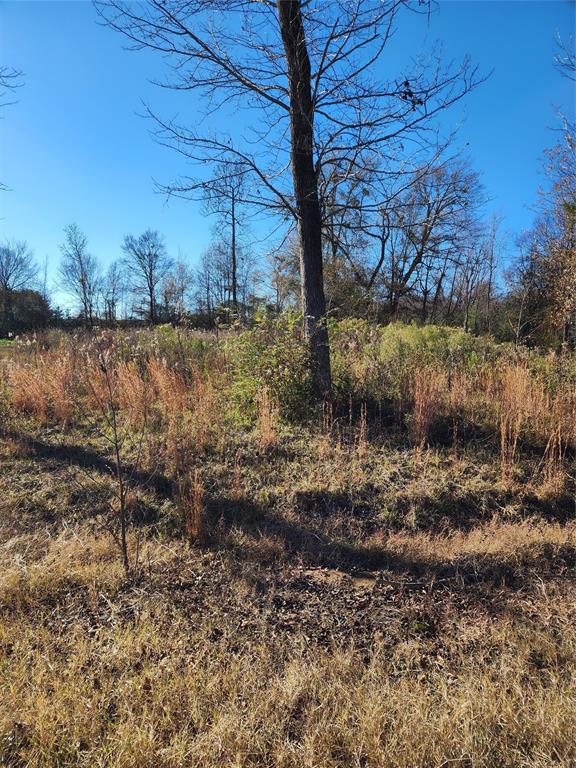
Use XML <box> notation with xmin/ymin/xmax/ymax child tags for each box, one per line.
<box><xmin>0</xmin><ymin>341</ymin><xmax>15</xmax><ymax>361</ymax></box>
<box><xmin>1</xmin><ymin>321</ymin><xmax>575</xmax><ymax>767</ymax></box>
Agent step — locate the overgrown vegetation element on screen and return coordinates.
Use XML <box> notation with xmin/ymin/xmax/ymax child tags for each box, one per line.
<box><xmin>1</xmin><ymin>320</ymin><xmax>575</xmax><ymax>766</ymax></box>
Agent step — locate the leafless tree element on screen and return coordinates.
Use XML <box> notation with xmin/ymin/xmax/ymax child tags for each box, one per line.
<box><xmin>370</xmin><ymin>160</ymin><xmax>484</xmax><ymax>319</ymax></box>
<box><xmin>121</xmin><ymin>229</ymin><xmax>173</xmax><ymax>324</ymax></box>
<box><xmin>171</xmin><ymin>161</ymin><xmax>248</xmax><ymax>311</ymax></box>
<box><xmin>268</xmin><ymin>241</ymin><xmax>300</xmax><ymax>313</ymax></box>
<box><xmin>96</xmin><ymin>0</ymin><xmax>482</xmax><ymax>397</ymax></box>
<box><xmin>555</xmin><ymin>33</ymin><xmax>575</xmax><ymax>81</ymax></box>
<box><xmin>0</xmin><ymin>240</ymin><xmax>38</xmax><ymax>335</ymax></box>
<box><xmin>478</xmin><ymin>215</ymin><xmax>502</xmax><ymax>333</ymax></box>
<box><xmin>504</xmin><ymin>126</ymin><xmax>574</xmax><ymax>348</ymax></box>
<box><xmin>0</xmin><ymin>67</ymin><xmax>24</xmax><ymax>192</ymax></box>
<box><xmin>0</xmin><ymin>240</ymin><xmax>37</xmax><ymax>293</ymax></box>
<box><xmin>195</xmin><ymin>238</ymin><xmax>255</xmax><ymax>320</ymax></box>
<box><xmin>161</xmin><ymin>259</ymin><xmax>194</xmax><ymax>321</ymax></box>
<box><xmin>102</xmin><ymin>260</ymin><xmax>125</xmax><ymax>324</ymax></box>
<box><xmin>77</xmin><ymin>342</ymin><xmax>152</xmax><ymax>575</ymax></box>
<box><xmin>59</xmin><ymin>224</ymin><xmax>100</xmax><ymax>327</ymax></box>
<box><xmin>194</xmin><ymin>249</ymin><xmax>215</xmax><ymax>323</ymax></box>
<box><xmin>0</xmin><ymin>66</ymin><xmax>22</xmax><ymax>106</ymax></box>
<box><xmin>452</xmin><ymin>244</ymin><xmax>484</xmax><ymax>332</ymax></box>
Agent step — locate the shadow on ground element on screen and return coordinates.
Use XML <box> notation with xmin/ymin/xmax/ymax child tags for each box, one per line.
<box><xmin>204</xmin><ymin>492</ymin><xmax>576</xmax><ymax>585</ymax></box>
<box><xmin>3</xmin><ymin>426</ymin><xmax>575</xmax><ymax>593</ymax></box>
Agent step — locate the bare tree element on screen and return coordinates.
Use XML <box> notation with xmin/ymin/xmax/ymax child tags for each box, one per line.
<box><xmin>76</xmin><ymin>342</ymin><xmax>152</xmax><ymax>575</ymax></box>
<box><xmin>0</xmin><ymin>240</ymin><xmax>38</xmax><ymax>335</ymax></box>
<box><xmin>555</xmin><ymin>33</ymin><xmax>575</xmax><ymax>81</ymax></box>
<box><xmin>121</xmin><ymin>229</ymin><xmax>173</xmax><ymax>324</ymax></box>
<box><xmin>194</xmin><ymin>238</ymin><xmax>255</xmax><ymax>321</ymax></box>
<box><xmin>102</xmin><ymin>260</ymin><xmax>125</xmax><ymax>324</ymax></box>
<box><xmin>0</xmin><ymin>66</ymin><xmax>22</xmax><ymax>106</ymax></box>
<box><xmin>368</xmin><ymin>160</ymin><xmax>484</xmax><ymax>319</ymax></box>
<box><xmin>0</xmin><ymin>240</ymin><xmax>37</xmax><ymax>293</ymax></box>
<box><xmin>161</xmin><ymin>259</ymin><xmax>194</xmax><ymax>321</ymax></box>
<box><xmin>172</xmin><ymin>161</ymin><xmax>247</xmax><ymax>312</ymax></box>
<box><xmin>59</xmin><ymin>224</ymin><xmax>100</xmax><ymax>327</ymax></box>
<box><xmin>97</xmin><ymin>0</ymin><xmax>482</xmax><ymax>397</ymax></box>
<box><xmin>0</xmin><ymin>67</ymin><xmax>24</xmax><ymax>192</ymax></box>
<box><xmin>194</xmin><ymin>249</ymin><xmax>215</xmax><ymax>323</ymax></box>
<box><xmin>507</xmin><ymin>123</ymin><xmax>575</xmax><ymax>348</ymax></box>
<box><xmin>479</xmin><ymin>215</ymin><xmax>502</xmax><ymax>333</ymax></box>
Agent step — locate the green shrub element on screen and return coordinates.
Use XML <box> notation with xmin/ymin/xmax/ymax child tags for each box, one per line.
<box><xmin>330</xmin><ymin>320</ymin><xmax>498</xmax><ymax>404</ymax></box>
<box><xmin>225</xmin><ymin>312</ymin><xmax>312</xmax><ymax>425</ymax></box>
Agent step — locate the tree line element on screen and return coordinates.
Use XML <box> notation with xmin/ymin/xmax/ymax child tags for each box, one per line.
<box><xmin>1</xmin><ymin>1</ymin><xmax>574</xmax><ymax>398</ymax></box>
<box><xmin>1</xmin><ymin>116</ymin><xmax>573</xmax><ymax>348</ymax></box>
<box><xmin>0</xmin><ymin>120</ymin><xmax>573</xmax><ymax>346</ymax></box>
<box><xmin>0</xmin><ymin>223</ymin><xmax>259</xmax><ymax>334</ymax></box>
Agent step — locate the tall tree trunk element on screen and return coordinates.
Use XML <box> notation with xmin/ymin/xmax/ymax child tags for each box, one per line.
<box><xmin>231</xmin><ymin>187</ymin><xmax>238</xmax><ymax>310</ymax></box>
<box><xmin>277</xmin><ymin>0</ymin><xmax>332</xmax><ymax>399</ymax></box>
<box><xmin>1</xmin><ymin>288</ymin><xmax>11</xmax><ymax>336</ymax></box>
<box><xmin>421</xmin><ymin>289</ymin><xmax>429</xmax><ymax>324</ymax></box>
<box><xmin>431</xmin><ymin>267</ymin><xmax>447</xmax><ymax>323</ymax></box>
<box><xmin>420</xmin><ymin>265</ymin><xmax>430</xmax><ymax>324</ymax></box>
<box><xmin>463</xmin><ymin>293</ymin><xmax>471</xmax><ymax>333</ymax></box>
<box><xmin>149</xmin><ymin>281</ymin><xmax>156</xmax><ymax>325</ymax></box>
<box><xmin>486</xmin><ymin>249</ymin><xmax>494</xmax><ymax>334</ymax></box>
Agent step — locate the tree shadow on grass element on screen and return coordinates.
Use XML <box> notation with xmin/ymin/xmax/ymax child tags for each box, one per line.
<box><xmin>0</xmin><ymin>426</ymin><xmax>175</xmax><ymax>501</ymax></box>
<box><xmin>203</xmin><ymin>491</ymin><xmax>576</xmax><ymax>591</ymax></box>
<box><xmin>4</xmin><ymin>426</ymin><xmax>575</xmax><ymax>593</ymax></box>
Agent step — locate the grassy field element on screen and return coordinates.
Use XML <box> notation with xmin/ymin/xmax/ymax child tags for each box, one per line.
<box><xmin>1</xmin><ymin>321</ymin><xmax>575</xmax><ymax>767</ymax></box>
<box><xmin>0</xmin><ymin>340</ymin><xmax>14</xmax><ymax>360</ymax></box>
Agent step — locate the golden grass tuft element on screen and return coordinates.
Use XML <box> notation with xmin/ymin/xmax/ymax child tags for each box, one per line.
<box><xmin>117</xmin><ymin>361</ymin><xmax>150</xmax><ymax>426</ymax></box>
<box><xmin>178</xmin><ymin>469</ymin><xmax>204</xmax><ymax>545</ymax></box>
<box><xmin>8</xmin><ymin>352</ymin><xmax>76</xmax><ymax>424</ymax></box>
<box><xmin>256</xmin><ymin>385</ymin><xmax>279</xmax><ymax>449</ymax></box>
<box><xmin>409</xmin><ymin>368</ymin><xmax>444</xmax><ymax>448</ymax></box>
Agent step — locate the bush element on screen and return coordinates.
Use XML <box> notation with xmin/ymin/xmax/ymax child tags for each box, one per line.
<box><xmin>330</xmin><ymin>319</ymin><xmax>497</xmax><ymax>404</ymax></box>
<box><xmin>225</xmin><ymin>312</ymin><xmax>313</xmax><ymax>425</ymax></box>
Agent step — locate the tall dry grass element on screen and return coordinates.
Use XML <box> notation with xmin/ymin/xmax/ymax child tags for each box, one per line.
<box><xmin>7</xmin><ymin>352</ymin><xmax>76</xmax><ymax>424</ymax></box>
<box><xmin>497</xmin><ymin>364</ymin><xmax>534</xmax><ymax>480</ymax></box>
<box><xmin>4</xmin><ymin>335</ymin><xmax>576</xmax><ymax>498</ymax></box>
<box><xmin>408</xmin><ymin>368</ymin><xmax>444</xmax><ymax>448</ymax></box>
<box><xmin>178</xmin><ymin>468</ymin><xmax>204</xmax><ymax>545</ymax></box>
<box><xmin>190</xmin><ymin>370</ymin><xmax>217</xmax><ymax>453</ymax></box>
<box><xmin>117</xmin><ymin>361</ymin><xmax>150</xmax><ymax>427</ymax></box>
<box><xmin>256</xmin><ymin>386</ymin><xmax>279</xmax><ymax>449</ymax></box>
<box><xmin>491</xmin><ymin>363</ymin><xmax>576</xmax><ymax>484</ymax></box>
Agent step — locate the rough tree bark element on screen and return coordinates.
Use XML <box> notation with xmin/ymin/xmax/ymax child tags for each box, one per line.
<box><xmin>276</xmin><ymin>0</ymin><xmax>332</xmax><ymax>399</ymax></box>
<box><xmin>231</xmin><ymin>186</ymin><xmax>238</xmax><ymax>309</ymax></box>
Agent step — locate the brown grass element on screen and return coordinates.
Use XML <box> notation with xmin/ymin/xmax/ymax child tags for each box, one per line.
<box><xmin>117</xmin><ymin>361</ymin><xmax>149</xmax><ymax>426</ymax></box>
<box><xmin>2</xmin><ymin>330</ymin><xmax>576</xmax><ymax>767</ymax></box>
<box><xmin>189</xmin><ymin>370</ymin><xmax>217</xmax><ymax>453</ymax></box>
<box><xmin>179</xmin><ymin>468</ymin><xmax>204</xmax><ymax>545</ymax></box>
<box><xmin>409</xmin><ymin>368</ymin><xmax>444</xmax><ymax>448</ymax></box>
<box><xmin>256</xmin><ymin>386</ymin><xmax>279</xmax><ymax>450</ymax></box>
<box><xmin>1</xmin><ymin>524</ymin><xmax>575</xmax><ymax>768</ymax></box>
<box><xmin>7</xmin><ymin>352</ymin><xmax>76</xmax><ymax>424</ymax></box>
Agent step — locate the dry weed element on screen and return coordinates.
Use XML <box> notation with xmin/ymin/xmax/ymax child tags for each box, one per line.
<box><xmin>8</xmin><ymin>352</ymin><xmax>76</xmax><ymax>424</ymax></box>
<box><xmin>409</xmin><ymin>368</ymin><xmax>444</xmax><ymax>448</ymax></box>
<box><xmin>179</xmin><ymin>469</ymin><xmax>204</xmax><ymax>545</ymax></box>
<box><xmin>256</xmin><ymin>386</ymin><xmax>279</xmax><ymax>449</ymax></box>
<box><xmin>498</xmin><ymin>364</ymin><xmax>533</xmax><ymax>480</ymax></box>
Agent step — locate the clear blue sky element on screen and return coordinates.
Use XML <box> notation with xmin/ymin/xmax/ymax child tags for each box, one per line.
<box><xmin>0</xmin><ymin>0</ymin><xmax>574</xmax><ymax>307</ymax></box>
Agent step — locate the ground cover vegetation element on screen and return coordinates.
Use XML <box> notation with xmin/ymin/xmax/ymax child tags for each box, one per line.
<box><xmin>1</xmin><ymin>320</ymin><xmax>575</xmax><ymax>767</ymax></box>
<box><xmin>1</xmin><ymin>4</ymin><xmax>575</xmax><ymax>766</ymax></box>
